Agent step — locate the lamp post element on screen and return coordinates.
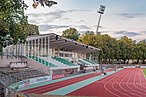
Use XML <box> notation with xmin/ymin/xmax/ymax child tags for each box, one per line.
<box><xmin>96</xmin><ymin>5</ymin><xmax>106</xmax><ymax>34</ymax></box>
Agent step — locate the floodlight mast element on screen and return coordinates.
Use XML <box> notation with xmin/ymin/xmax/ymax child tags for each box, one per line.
<box><xmin>96</xmin><ymin>5</ymin><xmax>105</xmax><ymax>34</ymax></box>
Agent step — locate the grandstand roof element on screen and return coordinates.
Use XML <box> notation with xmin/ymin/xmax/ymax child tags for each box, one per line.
<box><xmin>27</xmin><ymin>33</ymin><xmax>100</xmax><ymax>53</ymax></box>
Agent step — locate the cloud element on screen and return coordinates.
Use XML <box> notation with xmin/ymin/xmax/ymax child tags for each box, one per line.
<box><xmin>26</xmin><ymin>9</ymin><xmax>90</xmax><ymax>19</ymax></box>
<box><xmin>79</xmin><ymin>31</ymin><xmax>87</xmax><ymax>34</ymax></box>
<box><xmin>26</xmin><ymin>9</ymin><xmax>92</xmax><ymax>26</ymax></box>
<box><xmin>140</xmin><ymin>31</ymin><xmax>146</xmax><ymax>34</ymax></box>
<box><xmin>99</xmin><ymin>26</ymin><xmax>103</xmax><ymax>29</ymax></box>
<box><xmin>26</xmin><ymin>10</ymin><xmax>66</xmax><ymax>17</ymax></box>
<box><xmin>114</xmin><ymin>31</ymin><xmax>125</xmax><ymax>34</ymax></box>
<box><xmin>80</xmin><ymin>20</ymin><xmax>86</xmax><ymax>22</ymax></box>
<box><xmin>76</xmin><ymin>25</ymin><xmax>91</xmax><ymax>30</ymax></box>
<box><xmin>93</xmin><ymin>25</ymin><xmax>104</xmax><ymax>28</ymax></box>
<box><xmin>28</xmin><ymin>20</ymin><xmax>40</xmax><ymax>24</ymax></box>
<box><xmin>67</xmin><ymin>9</ymin><xmax>90</xmax><ymax>12</ymax></box>
<box><xmin>101</xmin><ymin>30</ymin><xmax>146</xmax><ymax>42</ymax></box>
<box><xmin>26</xmin><ymin>9</ymin><xmax>95</xmax><ymax>33</ymax></box>
<box><xmin>124</xmin><ymin>32</ymin><xmax>141</xmax><ymax>37</ymax></box>
<box><xmin>38</xmin><ymin>24</ymin><xmax>70</xmax><ymax>32</ymax></box>
<box><xmin>26</xmin><ymin>9</ymin><xmax>146</xmax><ymax>42</ymax></box>
<box><xmin>114</xmin><ymin>31</ymin><xmax>141</xmax><ymax>37</ymax></box>
<box><xmin>118</xmin><ymin>13</ymin><xmax>146</xmax><ymax>19</ymax></box>
<box><xmin>26</xmin><ymin>10</ymin><xmax>66</xmax><ymax>23</ymax></box>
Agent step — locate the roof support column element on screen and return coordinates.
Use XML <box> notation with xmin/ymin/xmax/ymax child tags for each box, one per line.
<box><xmin>31</xmin><ymin>40</ymin><xmax>33</xmax><ymax>58</ymax></box>
<box><xmin>9</xmin><ymin>46</ymin><xmax>11</xmax><ymax>56</ymax></box>
<box><xmin>45</xmin><ymin>37</ymin><xmax>47</xmax><ymax>56</ymax></box>
<box><xmin>89</xmin><ymin>53</ymin><xmax>91</xmax><ymax>60</ymax></box>
<box><xmin>11</xmin><ymin>45</ymin><xmax>13</xmax><ymax>57</ymax></box>
<box><xmin>23</xmin><ymin>42</ymin><xmax>26</xmax><ymax>56</ymax></box>
<box><xmin>96</xmin><ymin>51</ymin><xmax>99</xmax><ymax>63</ymax></box>
<box><xmin>41</xmin><ymin>37</ymin><xmax>43</xmax><ymax>57</ymax></box>
<box><xmin>18</xmin><ymin>43</ymin><xmax>20</xmax><ymax>56</ymax></box>
<box><xmin>12</xmin><ymin>45</ymin><xmax>14</xmax><ymax>57</ymax></box>
<box><xmin>44</xmin><ymin>37</ymin><xmax>47</xmax><ymax>66</ymax></box>
<box><xmin>34</xmin><ymin>39</ymin><xmax>37</xmax><ymax>57</ymax></box>
<box><xmin>17</xmin><ymin>44</ymin><xmax>19</xmax><ymax>57</ymax></box>
<box><xmin>9</xmin><ymin>45</ymin><xmax>11</xmax><ymax>56</ymax></box>
<box><xmin>16</xmin><ymin>44</ymin><xmax>17</xmax><ymax>57</ymax></box>
<box><xmin>47</xmin><ymin>36</ymin><xmax>50</xmax><ymax>57</ymax></box>
<box><xmin>58</xmin><ymin>49</ymin><xmax>59</xmax><ymax>57</ymax></box>
<box><xmin>63</xmin><ymin>49</ymin><xmax>64</xmax><ymax>59</ymax></box>
<box><xmin>38</xmin><ymin>38</ymin><xmax>40</xmax><ymax>57</ymax></box>
<box><xmin>27</xmin><ymin>41</ymin><xmax>29</xmax><ymax>57</ymax></box>
<box><xmin>20</xmin><ymin>43</ymin><xmax>22</xmax><ymax>57</ymax></box>
<box><xmin>13</xmin><ymin>45</ymin><xmax>15</xmax><ymax>57</ymax></box>
<box><xmin>47</xmin><ymin>36</ymin><xmax>50</xmax><ymax>74</ymax></box>
<box><xmin>19</xmin><ymin>43</ymin><xmax>21</xmax><ymax>56</ymax></box>
<box><xmin>9</xmin><ymin>45</ymin><xmax>11</xmax><ymax>57</ymax></box>
<box><xmin>41</xmin><ymin>37</ymin><xmax>43</xmax><ymax>63</ymax></box>
<box><xmin>74</xmin><ymin>52</ymin><xmax>75</xmax><ymax>60</ymax></box>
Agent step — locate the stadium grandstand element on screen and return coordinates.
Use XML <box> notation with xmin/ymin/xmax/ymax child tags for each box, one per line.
<box><xmin>0</xmin><ymin>33</ymin><xmax>100</xmax><ymax>97</ymax></box>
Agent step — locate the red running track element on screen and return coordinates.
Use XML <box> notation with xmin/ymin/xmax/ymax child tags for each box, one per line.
<box><xmin>67</xmin><ymin>68</ymin><xmax>146</xmax><ymax>97</ymax></box>
<box><xmin>20</xmin><ymin>72</ymin><xmax>101</xmax><ymax>94</ymax></box>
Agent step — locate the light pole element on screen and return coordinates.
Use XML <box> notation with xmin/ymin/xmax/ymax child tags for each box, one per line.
<box><xmin>96</xmin><ymin>5</ymin><xmax>106</xmax><ymax>34</ymax></box>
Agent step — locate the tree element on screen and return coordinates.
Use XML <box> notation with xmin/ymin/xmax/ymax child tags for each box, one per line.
<box><xmin>20</xmin><ymin>23</ymin><xmax>39</xmax><ymax>36</ymax></box>
<box><xmin>62</xmin><ymin>27</ymin><xmax>80</xmax><ymax>41</ymax></box>
<box><xmin>116</xmin><ymin>36</ymin><xmax>134</xmax><ymax>64</ymax></box>
<box><xmin>0</xmin><ymin>0</ymin><xmax>39</xmax><ymax>53</ymax></box>
<box><xmin>135</xmin><ymin>40</ymin><xmax>146</xmax><ymax>64</ymax></box>
<box><xmin>32</xmin><ymin>0</ymin><xmax>57</xmax><ymax>8</ymax></box>
<box><xmin>78</xmin><ymin>31</ymin><xmax>95</xmax><ymax>46</ymax></box>
<box><xmin>0</xmin><ymin>0</ymin><xmax>28</xmax><ymax>52</ymax></box>
<box><xmin>27</xmin><ymin>24</ymin><xmax>39</xmax><ymax>35</ymax></box>
<box><xmin>85</xmin><ymin>31</ymin><xmax>94</xmax><ymax>35</ymax></box>
<box><xmin>78</xmin><ymin>33</ymin><xmax>117</xmax><ymax>64</ymax></box>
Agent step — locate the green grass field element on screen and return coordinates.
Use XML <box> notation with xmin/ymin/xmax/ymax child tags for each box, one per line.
<box><xmin>142</xmin><ymin>69</ymin><xmax>146</xmax><ymax>78</ymax></box>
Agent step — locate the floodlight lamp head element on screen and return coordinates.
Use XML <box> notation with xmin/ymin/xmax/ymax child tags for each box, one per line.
<box><xmin>98</xmin><ymin>5</ymin><xmax>106</xmax><ymax>14</ymax></box>
<box><xmin>86</xmin><ymin>45</ymin><xmax>88</xmax><ymax>48</ymax></box>
<box><xmin>55</xmin><ymin>35</ymin><xmax>59</xmax><ymax>40</ymax></box>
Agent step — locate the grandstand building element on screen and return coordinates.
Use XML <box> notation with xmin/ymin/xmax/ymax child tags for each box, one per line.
<box><xmin>1</xmin><ymin>33</ymin><xmax>100</xmax><ymax>76</ymax></box>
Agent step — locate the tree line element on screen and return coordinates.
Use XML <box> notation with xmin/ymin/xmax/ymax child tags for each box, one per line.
<box><xmin>62</xmin><ymin>27</ymin><xmax>146</xmax><ymax>64</ymax></box>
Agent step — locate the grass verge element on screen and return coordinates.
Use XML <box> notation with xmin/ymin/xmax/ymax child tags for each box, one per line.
<box><xmin>142</xmin><ymin>69</ymin><xmax>146</xmax><ymax>78</ymax></box>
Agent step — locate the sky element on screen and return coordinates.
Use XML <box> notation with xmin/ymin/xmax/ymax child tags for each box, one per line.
<box><xmin>24</xmin><ymin>0</ymin><xmax>146</xmax><ymax>41</ymax></box>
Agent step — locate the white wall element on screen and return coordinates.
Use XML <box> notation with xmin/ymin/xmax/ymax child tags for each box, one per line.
<box><xmin>0</xmin><ymin>56</ymin><xmax>22</xmax><ymax>67</ymax></box>
<box><xmin>25</xmin><ymin>58</ymin><xmax>50</xmax><ymax>74</ymax></box>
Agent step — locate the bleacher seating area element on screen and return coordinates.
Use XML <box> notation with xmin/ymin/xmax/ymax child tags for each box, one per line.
<box><xmin>26</xmin><ymin>55</ymin><xmax>99</xmax><ymax>75</ymax></box>
<box><xmin>0</xmin><ymin>67</ymin><xmax>47</xmax><ymax>86</ymax></box>
<box><xmin>27</xmin><ymin>55</ymin><xmax>99</xmax><ymax>71</ymax></box>
<box><xmin>0</xmin><ymin>83</ymin><xmax>4</xmax><ymax>97</ymax></box>
<box><xmin>83</xmin><ymin>59</ymin><xmax>95</xmax><ymax>64</ymax></box>
<box><xmin>78</xmin><ymin>60</ymin><xmax>88</xmax><ymax>65</ymax></box>
<box><xmin>78</xmin><ymin>59</ymin><xmax>99</xmax><ymax>66</ymax></box>
<box><xmin>52</xmin><ymin>56</ymin><xmax>77</xmax><ymax>66</ymax></box>
<box><xmin>30</xmin><ymin>56</ymin><xmax>57</xmax><ymax>67</ymax></box>
<box><xmin>28</xmin><ymin>56</ymin><xmax>79</xmax><ymax>69</ymax></box>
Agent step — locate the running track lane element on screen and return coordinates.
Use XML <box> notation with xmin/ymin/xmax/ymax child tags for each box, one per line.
<box><xmin>67</xmin><ymin>68</ymin><xmax>146</xmax><ymax>97</ymax></box>
<box><xmin>20</xmin><ymin>72</ymin><xmax>101</xmax><ymax>94</ymax></box>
